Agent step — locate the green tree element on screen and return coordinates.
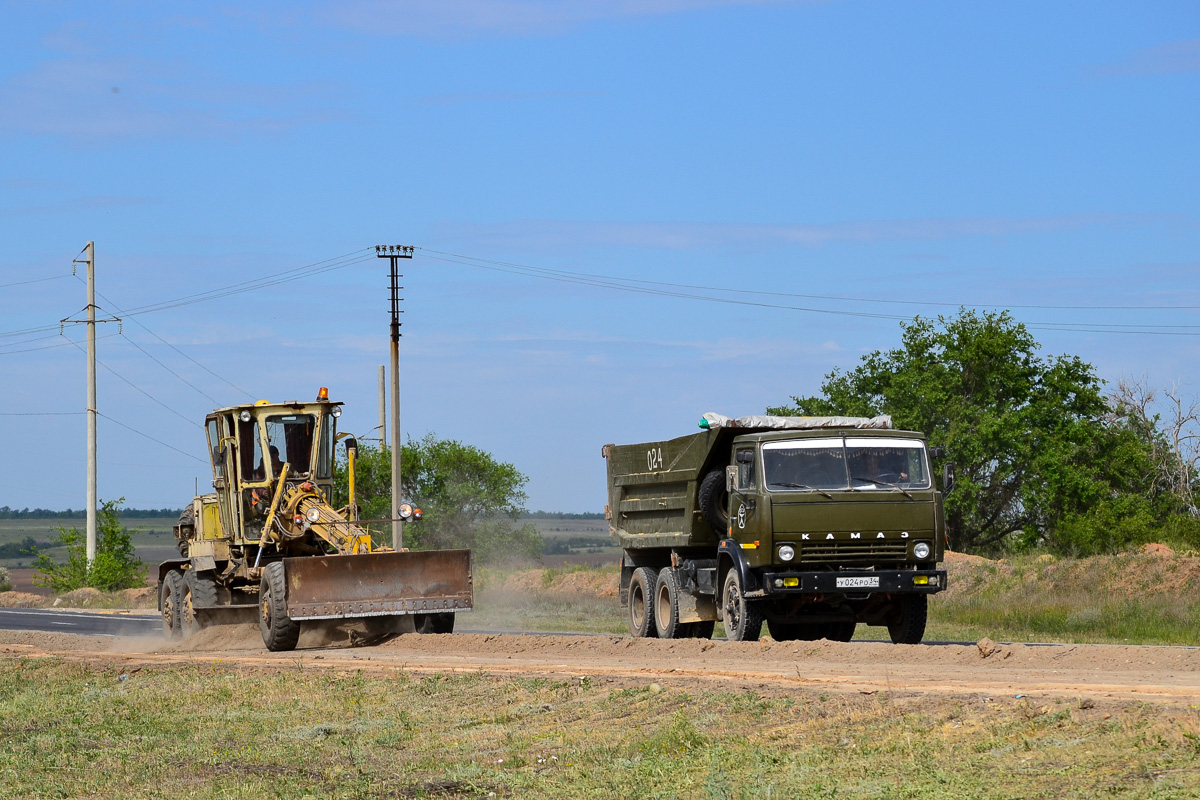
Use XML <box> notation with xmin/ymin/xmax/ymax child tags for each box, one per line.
<box><xmin>769</xmin><ymin>309</ymin><xmax>1164</xmax><ymax>555</ymax></box>
<box><xmin>30</xmin><ymin>498</ymin><xmax>147</xmax><ymax>592</ymax></box>
<box><xmin>334</xmin><ymin>435</ymin><xmax>544</xmax><ymax>563</ymax></box>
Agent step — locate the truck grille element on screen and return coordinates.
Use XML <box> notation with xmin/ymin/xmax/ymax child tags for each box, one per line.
<box><xmin>799</xmin><ymin>540</ymin><xmax>908</xmax><ymax>565</ymax></box>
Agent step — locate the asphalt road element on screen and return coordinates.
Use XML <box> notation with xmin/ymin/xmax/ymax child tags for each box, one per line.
<box><xmin>0</xmin><ymin>608</ymin><xmax>160</xmax><ymax>638</ymax></box>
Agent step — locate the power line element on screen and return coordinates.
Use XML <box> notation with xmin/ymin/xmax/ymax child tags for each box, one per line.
<box><xmin>0</xmin><ymin>331</ymin><xmax>121</xmax><ymax>355</ymax></box>
<box><xmin>0</xmin><ymin>247</ymin><xmax>374</xmax><ymax>340</ymax></box>
<box><xmin>0</xmin><ymin>274</ymin><xmax>72</xmax><ymax>289</ymax></box>
<box><xmin>117</xmin><ymin>331</ymin><xmax>220</xmax><ymax>405</ymax></box>
<box><xmin>0</xmin><ymin>411</ymin><xmax>84</xmax><ymax>416</ymax></box>
<box><xmin>62</xmin><ymin>337</ymin><xmax>202</xmax><ymax>429</ymax></box>
<box><xmin>97</xmin><ymin>411</ymin><xmax>207</xmax><ymax>464</ymax></box>
<box><xmin>418</xmin><ymin>247</ymin><xmax>1200</xmax><ymax>312</ymax></box>
<box><xmin>77</xmin><ymin>274</ymin><xmax>250</xmax><ymax>402</ymax></box>
<box><xmin>418</xmin><ymin>248</ymin><xmax>1200</xmax><ymax>337</ymax></box>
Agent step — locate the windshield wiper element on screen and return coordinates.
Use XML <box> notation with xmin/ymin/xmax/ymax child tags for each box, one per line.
<box><xmin>849</xmin><ymin>475</ymin><xmax>913</xmax><ymax>499</ymax></box>
<box><xmin>770</xmin><ymin>481</ymin><xmax>833</xmax><ymax>499</ymax></box>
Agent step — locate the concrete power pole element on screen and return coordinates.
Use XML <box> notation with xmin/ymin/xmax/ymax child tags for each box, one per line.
<box><xmin>377</xmin><ymin>245</ymin><xmax>413</xmax><ymax>549</ymax></box>
<box><xmin>63</xmin><ymin>243</ymin><xmax>118</xmax><ymax>567</ymax></box>
<box><xmin>378</xmin><ymin>365</ymin><xmax>386</xmax><ymax>444</ymax></box>
<box><xmin>85</xmin><ymin>242</ymin><xmax>97</xmax><ymax>564</ymax></box>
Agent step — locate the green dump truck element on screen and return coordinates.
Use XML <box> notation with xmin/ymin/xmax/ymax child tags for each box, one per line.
<box><xmin>603</xmin><ymin>413</ymin><xmax>951</xmax><ymax>643</ymax></box>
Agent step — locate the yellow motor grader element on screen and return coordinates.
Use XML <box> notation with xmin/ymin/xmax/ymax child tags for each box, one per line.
<box><xmin>159</xmin><ymin>389</ymin><xmax>472</xmax><ymax>651</ymax></box>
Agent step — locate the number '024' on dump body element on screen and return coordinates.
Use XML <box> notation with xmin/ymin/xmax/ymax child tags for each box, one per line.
<box><xmin>603</xmin><ymin>413</ymin><xmax>950</xmax><ymax>644</ymax></box>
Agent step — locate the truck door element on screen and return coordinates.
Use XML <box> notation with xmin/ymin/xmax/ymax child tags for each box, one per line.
<box><xmin>205</xmin><ymin>415</ymin><xmax>233</xmax><ymax>538</ymax></box>
<box><xmin>731</xmin><ymin>447</ymin><xmax>767</xmax><ymax>566</ymax></box>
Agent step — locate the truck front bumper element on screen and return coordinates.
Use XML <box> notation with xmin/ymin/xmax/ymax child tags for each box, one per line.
<box><xmin>759</xmin><ymin>569</ymin><xmax>947</xmax><ymax>596</ymax></box>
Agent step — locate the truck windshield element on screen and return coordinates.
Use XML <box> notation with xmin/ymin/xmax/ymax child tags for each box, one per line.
<box><xmin>763</xmin><ymin>437</ymin><xmax>930</xmax><ymax>492</ymax></box>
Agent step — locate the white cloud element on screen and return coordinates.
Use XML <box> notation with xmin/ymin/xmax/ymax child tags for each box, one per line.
<box><xmin>438</xmin><ymin>213</ymin><xmax>1182</xmax><ymax>251</ymax></box>
<box><xmin>0</xmin><ymin>56</ymin><xmax>350</xmax><ymax>141</ymax></box>
<box><xmin>1095</xmin><ymin>38</ymin><xmax>1200</xmax><ymax>77</ymax></box>
<box><xmin>319</xmin><ymin>0</ymin><xmax>796</xmax><ymax>39</ymax></box>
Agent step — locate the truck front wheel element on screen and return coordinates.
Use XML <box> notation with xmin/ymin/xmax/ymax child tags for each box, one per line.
<box><xmin>887</xmin><ymin>594</ymin><xmax>927</xmax><ymax>645</ymax></box>
<box><xmin>260</xmin><ymin>562</ymin><xmax>301</xmax><ymax>652</ymax></box>
<box><xmin>628</xmin><ymin>567</ymin><xmax>659</xmax><ymax>638</ymax></box>
<box><xmin>721</xmin><ymin>570</ymin><xmax>762</xmax><ymax>642</ymax></box>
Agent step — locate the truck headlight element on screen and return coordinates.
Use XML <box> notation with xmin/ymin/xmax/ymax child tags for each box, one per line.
<box><xmin>913</xmin><ymin>542</ymin><xmax>931</xmax><ymax>560</ymax></box>
<box><xmin>778</xmin><ymin>544</ymin><xmax>795</xmax><ymax>562</ymax></box>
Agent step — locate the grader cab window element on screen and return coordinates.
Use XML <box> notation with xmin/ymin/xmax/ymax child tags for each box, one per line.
<box><xmin>315</xmin><ymin>415</ymin><xmax>335</xmax><ymax>479</ymax></box>
<box><xmin>206</xmin><ymin>418</ymin><xmax>223</xmax><ymax>479</ymax></box>
<box><xmin>266</xmin><ymin>414</ymin><xmax>315</xmax><ymax>477</ymax></box>
<box><xmin>238</xmin><ymin>417</ymin><xmax>263</xmax><ymax>481</ymax></box>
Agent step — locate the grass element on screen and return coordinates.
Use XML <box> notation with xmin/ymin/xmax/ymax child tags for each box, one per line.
<box><xmin>470</xmin><ymin>551</ymin><xmax>1200</xmax><ymax>645</ymax></box>
<box><xmin>1</xmin><ymin>658</ymin><xmax>1197</xmax><ymax>799</ymax></box>
<box><xmin>0</xmin><ymin>517</ymin><xmax>177</xmax><ymax>570</ymax></box>
<box><xmin>928</xmin><ymin>552</ymin><xmax>1200</xmax><ymax>646</ymax></box>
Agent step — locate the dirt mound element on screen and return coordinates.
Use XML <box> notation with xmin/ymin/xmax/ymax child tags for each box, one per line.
<box><xmin>56</xmin><ymin>588</ymin><xmax>104</xmax><ymax>607</ymax></box>
<box><xmin>119</xmin><ymin>587</ymin><xmax>156</xmax><ymax>607</ymax></box>
<box><xmin>1140</xmin><ymin>542</ymin><xmax>1176</xmax><ymax>557</ymax></box>
<box><xmin>0</xmin><ymin>592</ymin><xmax>48</xmax><ymax>608</ymax></box>
<box><xmin>492</xmin><ymin>569</ymin><xmax>619</xmax><ymax>599</ymax></box>
<box><xmin>943</xmin><ymin>550</ymin><xmax>995</xmax><ymax>565</ymax></box>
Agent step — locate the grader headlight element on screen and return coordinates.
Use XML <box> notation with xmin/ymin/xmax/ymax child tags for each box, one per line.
<box><xmin>306</xmin><ymin>508</ymin><xmax>321</xmax><ymax>523</ymax></box>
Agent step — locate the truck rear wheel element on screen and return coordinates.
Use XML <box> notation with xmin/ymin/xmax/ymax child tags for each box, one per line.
<box><xmin>654</xmin><ymin>567</ymin><xmax>688</xmax><ymax>639</ymax></box>
<box><xmin>828</xmin><ymin>621</ymin><xmax>856</xmax><ymax>642</ymax></box>
<box><xmin>260</xmin><ymin>562</ymin><xmax>300</xmax><ymax>652</ymax></box>
<box><xmin>698</xmin><ymin>470</ymin><xmax>730</xmax><ymax>535</ymax></box>
<box><xmin>887</xmin><ymin>594</ymin><xmax>927</xmax><ymax>645</ymax></box>
<box><xmin>628</xmin><ymin>567</ymin><xmax>659</xmax><ymax>638</ymax></box>
<box><xmin>721</xmin><ymin>570</ymin><xmax>762</xmax><ymax>642</ymax></box>
<box><xmin>160</xmin><ymin>571</ymin><xmax>182</xmax><ymax>639</ymax></box>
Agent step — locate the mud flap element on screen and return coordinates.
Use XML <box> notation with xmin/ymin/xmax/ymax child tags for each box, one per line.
<box><xmin>281</xmin><ymin>550</ymin><xmax>473</xmax><ymax>621</ymax></box>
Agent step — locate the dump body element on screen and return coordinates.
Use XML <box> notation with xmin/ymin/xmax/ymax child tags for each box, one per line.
<box><xmin>157</xmin><ymin>393</ymin><xmax>472</xmax><ymax>650</ymax></box>
<box><xmin>605</xmin><ymin>414</ymin><xmax>948</xmax><ymax>644</ymax></box>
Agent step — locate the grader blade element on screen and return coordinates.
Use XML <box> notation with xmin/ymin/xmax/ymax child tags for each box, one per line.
<box><xmin>281</xmin><ymin>550</ymin><xmax>473</xmax><ymax>621</ymax></box>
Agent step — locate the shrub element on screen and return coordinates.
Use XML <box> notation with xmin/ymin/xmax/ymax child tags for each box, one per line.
<box><xmin>30</xmin><ymin>498</ymin><xmax>146</xmax><ymax>593</ymax></box>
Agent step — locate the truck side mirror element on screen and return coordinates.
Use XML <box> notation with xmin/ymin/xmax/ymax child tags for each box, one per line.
<box><xmin>942</xmin><ymin>463</ymin><xmax>956</xmax><ymax>494</ymax></box>
<box><xmin>726</xmin><ymin>465</ymin><xmax>738</xmax><ymax>494</ymax></box>
<box><xmin>344</xmin><ymin>436</ymin><xmax>358</xmax><ymax>454</ymax></box>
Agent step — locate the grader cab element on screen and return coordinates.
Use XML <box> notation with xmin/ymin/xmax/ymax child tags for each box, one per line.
<box><xmin>159</xmin><ymin>389</ymin><xmax>472</xmax><ymax>650</ymax></box>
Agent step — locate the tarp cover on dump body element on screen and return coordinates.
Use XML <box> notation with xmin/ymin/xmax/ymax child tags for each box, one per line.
<box><xmin>700</xmin><ymin>413</ymin><xmax>893</xmax><ymax>431</ymax></box>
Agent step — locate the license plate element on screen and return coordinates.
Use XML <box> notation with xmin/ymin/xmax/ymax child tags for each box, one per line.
<box><xmin>836</xmin><ymin>576</ymin><xmax>879</xmax><ymax>588</ymax></box>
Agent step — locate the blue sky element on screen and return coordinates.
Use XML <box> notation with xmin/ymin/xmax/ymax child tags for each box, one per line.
<box><xmin>1</xmin><ymin>1</ymin><xmax>1198</xmax><ymax>513</ymax></box>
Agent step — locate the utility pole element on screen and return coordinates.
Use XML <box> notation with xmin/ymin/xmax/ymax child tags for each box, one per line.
<box><xmin>85</xmin><ymin>242</ymin><xmax>97</xmax><ymax>564</ymax></box>
<box><xmin>63</xmin><ymin>243</ymin><xmax>118</xmax><ymax>565</ymax></box>
<box><xmin>377</xmin><ymin>365</ymin><xmax>386</xmax><ymax>444</ymax></box>
<box><xmin>376</xmin><ymin>245</ymin><xmax>413</xmax><ymax>549</ymax></box>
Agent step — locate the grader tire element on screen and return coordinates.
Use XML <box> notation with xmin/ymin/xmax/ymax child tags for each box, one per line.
<box><xmin>160</xmin><ymin>571</ymin><xmax>182</xmax><ymax>639</ymax></box>
<box><xmin>260</xmin><ymin>562</ymin><xmax>300</xmax><ymax>652</ymax></box>
<box><xmin>181</xmin><ymin>571</ymin><xmax>218</xmax><ymax>638</ymax></box>
<box><xmin>414</xmin><ymin>613</ymin><xmax>454</xmax><ymax>634</ymax></box>
<box><xmin>174</xmin><ymin>506</ymin><xmax>195</xmax><ymax>559</ymax></box>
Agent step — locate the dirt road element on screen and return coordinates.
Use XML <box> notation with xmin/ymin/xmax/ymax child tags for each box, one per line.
<box><xmin>2</xmin><ymin>626</ymin><xmax>1197</xmax><ymax>705</ymax></box>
